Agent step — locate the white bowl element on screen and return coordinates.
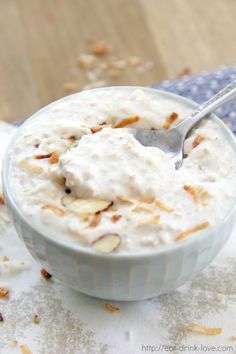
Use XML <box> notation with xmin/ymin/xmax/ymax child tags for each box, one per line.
<box><xmin>3</xmin><ymin>87</ymin><xmax>236</xmax><ymax>301</ymax></box>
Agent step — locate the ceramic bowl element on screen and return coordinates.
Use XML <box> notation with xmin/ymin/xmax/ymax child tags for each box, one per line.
<box><xmin>3</xmin><ymin>87</ymin><xmax>236</xmax><ymax>301</ymax></box>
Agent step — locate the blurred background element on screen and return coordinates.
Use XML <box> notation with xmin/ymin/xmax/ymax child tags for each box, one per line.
<box><xmin>0</xmin><ymin>0</ymin><xmax>235</xmax><ymax>123</ymax></box>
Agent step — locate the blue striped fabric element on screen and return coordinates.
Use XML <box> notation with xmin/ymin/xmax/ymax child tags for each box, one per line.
<box><xmin>152</xmin><ymin>65</ymin><xmax>236</xmax><ymax>133</ymax></box>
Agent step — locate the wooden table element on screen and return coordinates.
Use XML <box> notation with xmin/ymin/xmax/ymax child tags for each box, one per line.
<box><xmin>0</xmin><ymin>0</ymin><xmax>235</xmax><ymax>123</ymax></box>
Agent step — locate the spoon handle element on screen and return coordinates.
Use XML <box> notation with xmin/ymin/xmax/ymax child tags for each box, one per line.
<box><xmin>180</xmin><ymin>79</ymin><xmax>236</xmax><ymax>133</ymax></box>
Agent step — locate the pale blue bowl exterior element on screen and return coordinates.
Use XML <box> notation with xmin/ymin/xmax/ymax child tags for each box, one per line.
<box><xmin>3</xmin><ymin>87</ymin><xmax>236</xmax><ymax>301</ymax></box>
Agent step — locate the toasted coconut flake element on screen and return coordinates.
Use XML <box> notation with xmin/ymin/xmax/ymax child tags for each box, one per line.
<box><xmin>201</xmin><ymin>191</ymin><xmax>210</xmax><ymax>206</ymax></box>
<box><xmin>63</xmin><ymin>82</ymin><xmax>79</xmax><ymax>94</ymax></box>
<box><xmin>0</xmin><ymin>312</ymin><xmax>3</xmax><ymax>322</ymax></box>
<box><xmin>110</xmin><ymin>59</ymin><xmax>126</xmax><ymax>70</ymax></box>
<box><xmin>177</xmin><ymin>67</ymin><xmax>191</xmax><ymax>78</ymax></box>
<box><xmin>114</xmin><ymin>115</ymin><xmax>140</xmax><ymax>128</ymax></box>
<box><xmin>93</xmin><ymin>234</ymin><xmax>121</xmax><ymax>253</ymax></box>
<box><xmin>192</xmin><ymin>134</ymin><xmax>205</xmax><ymax>149</ymax></box>
<box><xmin>34</xmin><ymin>153</ymin><xmax>52</xmax><ymax>160</ymax></box>
<box><xmin>111</xmin><ymin>214</ymin><xmax>122</xmax><ymax>223</ymax></box>
<box><xmin>48</xmin><ymin>151</ymin><xmax>60</xmax><ymax>164</ymax></box>
<box><xmin>41</xmin><ymin>204</ymin><xmax>64</xmax><ymax>216</ymax></box>
<box><xmin>0</xmin><ymin>193</ymin><xmax>5</xmax><ymax>205</ymax></box>
<box><xmin>19</xmin><ymin>160</ymin><xmax>43</xmax><ymax>174</ymax></box>
<box><xmin>183</xmin><ymin>185</ymin><xmax>199</xmax><ymax>203</ymax></box>
<box><xmin>140</xmin><ymin>197</ymin><xmax>155</xmax><ymax>204</ymax></box>
<box><xmin>176</xmin><ymin>221</ymin><xmax>209</xmax><ymax>241</ymax></box>
<box><xmin>184</xmin><ymin>185</ymin><xmax>210</xmax><ymax>206</ymax></box>
<box><xmin>9</xmin><ymin>340</ymin><xmax>17</xmax><ymax>348</ymax></box>
<box><xmin>20</xmin><ymin>344</ymin><xmax>32</xmax><ymax>354</ymax></box>
<box><xmin>162</xmin><ymin>112</ymin><xmax>179</xmax><ymax>129</ymax></box>
<box><xmin>89</xmin><ymin>213</ymin><xmax>102</xmax><ymax>228</ymax></box>
<box><xmin>127</xmin><ymin>56</ymin><xmax>141</xmax><ymax>67</ymax></box>
<box><xmin>186</xmin><ymin>323</ymin><xmax>222</xmax><ymax>335</ymax></box>
<box><xmin>90</xmin><ymin>124</ymin><xmax>111</xmax><ymax>134</ymax></box>
<box><xmin>0</xmin><ymin>287</ymin><xmax>9</xmax><ymax>298</ymax></box>
<box><xmin>90</xmin><ymin>40</ymin><xmax>109</xmax><ymax>56</ymax></box>
<box><xmin>108</xmin><ymin>69</ymin><xmax>122</xmax><ymax>78</ymax></box>
<box><xmin>33</xmin><ymin>314</ymin><xmax>40</xmax><ymax>324</ymax></box>
<box><xmin>40</xmin><ymin>268</ymin><xmax>52</xmax><ymax>280</ymax></box>
<box><xmin>117</xmin><ymin>196</ymin><xmax>154</xmax><ymax>212</ymax></box>
<box><xmin>61</xmin><ymin>194</ymin><xmax>76</xmax><ymax>207</ymax></box>
<box><xmin>66</xmin><ymin>199</ymin><xmax>113</xmax><ymax>216</ymax></box>
<box><xmin>152</xmin><ymin>215</ymin><xmax>160</xmax><ymax>223</ymax></box>
<box><xmin>105</xmin><ymin>303</ymin><xmax>120</xmax><ymax>313</ymax></box>
<box><xmin>155</xmin><ymin>199</ymin><xmax>174</xmax><ymax>212</ymax></box>
<box><xmin>10</xmin><ymin>320</ymin><xmax>16</xmax><ymax>327</ymax></box>
<box><xmin>215</xmin><ymin>292</ymin><xmax>226</xmax><ymax>303</ymax></box>
<box><xmin>116</xmin><ymin>196</ymin><xmax>135</xmax><ymax>205</ymax></box>
<box><xmin>77</xmin><ymin>54</ymin><xmax>97</xmax><ymax>69</ymax></box>
<box><xmin>0</xmin><ymin>210</ymin><xmax>10</xmax><ymax>223</ymax></box>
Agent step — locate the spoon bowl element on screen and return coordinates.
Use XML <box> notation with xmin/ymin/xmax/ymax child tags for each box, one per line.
<box><xmin>132</xmin><ymin>80</ymin><xmax>236</xmax><ymax>168</ymax></box>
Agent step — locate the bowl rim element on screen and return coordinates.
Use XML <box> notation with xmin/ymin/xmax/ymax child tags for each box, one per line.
<box><xmin>3</xmin><ymin>85</ymin><xmax>236</xmax><ymax>259</ymax></box>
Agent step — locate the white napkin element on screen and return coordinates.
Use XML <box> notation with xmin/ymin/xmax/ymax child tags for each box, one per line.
<box><xmin>0</xmin><ymin>123</ymin><xmax>236</xmax><ymax>354</ymax></box>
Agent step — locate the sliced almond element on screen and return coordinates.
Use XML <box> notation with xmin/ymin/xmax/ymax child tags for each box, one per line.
<box><xmin>186</xmin><ymin>323</ymin><xmax>222</xmax><ymax>335</ymax></box>
<box><xmin>66</xmin><ymin>199</ymin><xmax>113</xmax><ymax>216</ymax></box>
<box><xmin>61</xmin><ymin>194</ymin><xmax>76</xmax><ymax>207</ymax></box>
<box><xmin>20</xmin><ymin>344</ymin><xmax>32</xmax><ymax>354</ymax></box>
<box><xmin>230</xmin><ymin>336</ymin><xmax>236</xmax><ymax>341</ymax></box>
<box><xmin>114</xmin><ymin>115</ymin><xmax>140</xmax><ymax>128</ymax></box>
<box><xmin>192</xmin><ymin>134</ymin><xmax>205</xmax><ymax>149</ymax></box>
<box><xmin>50</xmin><ymin>172</ymin><xmax>65</xmax><ymax>186</ymax></box>
<box><xmin>140</xmin><ymin>197</ymin><xmax>155</xmax><ymax>204</ymax></box>
<box><xmin>162</xmin><ymin>112</ymin><xmax>178</xmax><ymax>129</ymax></box>
<box><xmin>41</xmin><ymin>204</ymin><xmax>64</xmax><ymax>216</ymax></box>
<box><xmin>2</xmin><ymin>256</ymin><xmax>9</xmax><ymax>262</ymax></box>
<box><xmin>92</xmin><ymin>234</ymin><xmax>121</xmax><ymax>253</ymax></box>
<box><xmin>155</xmin><ymin>199</ymin><xmax>173</xmax><ymax>212</ymax></box>
<box><xmin>19</xmin><ymin>160</ymin><xmax>43</xmax><ymax>174</ymax></box>
<box><xmin>175</xmin><ymin>221</ymin><xmax>209</xmax><ymax>241</ymax></box>
<box><xmin>105</xmin><ymin>303</ymin><xmax>120</xmax><ymax>313</ymax></box>
<box><xmin>0</xmin><ymin>287</ymin><xmax>9</xmax><ymax>298</ymax></box>
<box><xmin>111</xmin><ymin>214</ymin><xmax>122</xmax><ymax>223</ymax></box>
<box><xmin>89</xmin><ymin>213</ymin><xmax>102</xmax><ymax>228</ymax></box>
<box><xmin>48</xmin><ymin>151</ymin><xmax>60</xmax><ymax>164</ymax></box>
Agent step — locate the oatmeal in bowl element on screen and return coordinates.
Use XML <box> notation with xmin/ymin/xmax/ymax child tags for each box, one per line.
<box><xmin>3</xmin><ymin>87</ymin><xmax>236</xmax><ymax>300</ymax></box>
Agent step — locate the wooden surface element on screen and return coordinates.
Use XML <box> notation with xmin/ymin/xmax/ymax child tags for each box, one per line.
<box><xmin>0</xmin><ymin>0</ymin><xmax>235</xmax><ymax>123</ymax></box>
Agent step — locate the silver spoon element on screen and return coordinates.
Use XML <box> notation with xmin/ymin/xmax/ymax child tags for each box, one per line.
<box><xmin>132</xmin><ymin>80</ymin><xmax>236</xmax><ymax>169</ymax></box>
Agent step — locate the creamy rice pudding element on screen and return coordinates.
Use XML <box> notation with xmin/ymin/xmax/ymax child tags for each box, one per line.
<box><xmin>9</xmin><ymin>89</ymin><xmax>236</xmax><ymax>252</ymax></box>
